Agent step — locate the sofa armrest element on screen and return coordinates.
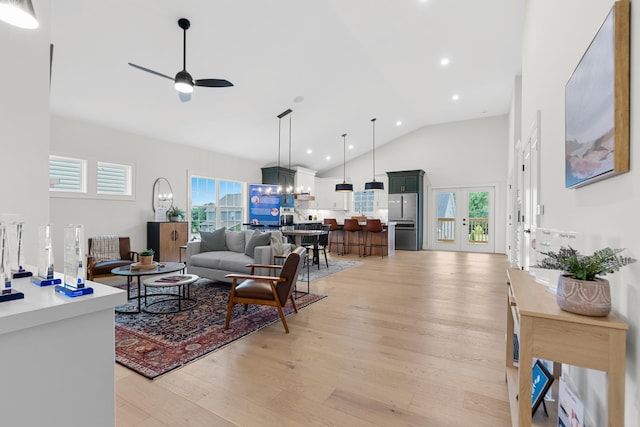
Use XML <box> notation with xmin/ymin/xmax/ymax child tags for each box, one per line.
<box><xmin>186</xmin><ymin>241</ymin><xmax>201</xmax><ymax>267</ymax></box>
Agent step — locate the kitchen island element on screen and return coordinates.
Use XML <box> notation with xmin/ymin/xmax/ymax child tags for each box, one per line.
<box><xmin>332</xmin><ymin>221</ymin><xmax>395</xmax><ymax>257</ymax></box>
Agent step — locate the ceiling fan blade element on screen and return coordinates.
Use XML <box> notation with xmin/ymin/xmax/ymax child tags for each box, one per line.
<box><xmin>194</xmin><ymin>78</ymin><xmax>234</xmax><ymax>88</ymax></box>
<box><xmin>179</xmin><ymin>92</ymin><xmax>192</xmax><ymax>103</ymax></box>
<box><xmin>128</xmin><ymin>63</ymin><xmax>173</xmax><ymax>81</ymax></box>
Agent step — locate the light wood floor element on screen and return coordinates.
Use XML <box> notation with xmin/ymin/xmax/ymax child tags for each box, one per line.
<box><xmin>114</xmin><ymin>250</ymin><xmax>512</xmax><ymax>427</ymax></box>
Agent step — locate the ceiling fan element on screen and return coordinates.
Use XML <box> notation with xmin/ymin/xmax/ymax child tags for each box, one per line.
<box><xmin>128</xmin><ymin>18</ymin><xmax>233</xmax><ymax>102</ymax></box>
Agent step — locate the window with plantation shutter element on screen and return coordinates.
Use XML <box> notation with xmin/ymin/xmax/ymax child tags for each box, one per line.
<box><xmin>97</xmin><ymin>162</ymin><xmax>131</xmax><ymax>195</ymax></box>
<box><xmin>49</xmin><ymin>155</ymin><xmax>86</xmax><ymax>193</ymax></box>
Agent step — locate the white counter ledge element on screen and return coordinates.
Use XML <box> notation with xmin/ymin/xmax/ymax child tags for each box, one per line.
<box><xmin>0</xmin><ymin>269</ymin><xmax>127</xmax><ymax>427</ymax></box>
<box><xmin>0</xmin><ymin>270</ymin><xmax>126</xmax><ymax>335</ymax></box>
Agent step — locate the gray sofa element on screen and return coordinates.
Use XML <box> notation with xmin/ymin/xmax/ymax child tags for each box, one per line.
<box><xmin>186</xmin><ymin>229</ymin><xmax>289</xmax><ymax>283</ymax></box>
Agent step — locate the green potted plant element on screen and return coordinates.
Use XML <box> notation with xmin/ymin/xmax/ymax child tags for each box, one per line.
<box><xmin>536</xmin><ymin>246</ymin><xmax>635</xmax><ymax>316</ymax></box>
<box><xmin>139</xmin><ymin>248</ymin><xmax>155</xmax><ymax>265</ymax></box>
<box><xmin>167</xmin><ymin>206</ymin><xmax>184</xmax><ymax>222</ymax></box>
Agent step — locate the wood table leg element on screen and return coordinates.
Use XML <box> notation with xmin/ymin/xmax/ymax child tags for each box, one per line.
<box><xmin>608</xmin><ymin>329</ymin><xmax>626</xmax><ymax>427</ymax></box>
<box><xmin>518</xmin><ymin>316</ymin><xmax>533</xmax><ymax>427</ymax></box>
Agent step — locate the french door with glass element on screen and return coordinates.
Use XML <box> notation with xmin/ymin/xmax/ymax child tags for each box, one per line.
<box><xmin>432</xmin><ymin>186</ymin><xmax>495</xmax><ymax>253</ymax></box>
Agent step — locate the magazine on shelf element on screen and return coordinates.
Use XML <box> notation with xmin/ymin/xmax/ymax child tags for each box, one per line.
<box><xmin>155</xmin><ymin>275</ymin><xmax>190</xmax><ymax>283</ymax></box>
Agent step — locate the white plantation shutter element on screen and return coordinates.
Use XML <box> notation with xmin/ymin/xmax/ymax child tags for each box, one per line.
<box><xmin>49</xmin><ymin>156</ymin><xmax>86</xmax><ymax>192</ymax></box>
<box><xmin>97</xmin><ymin>162</ymin><xmax>131</xmax><ymax>195</ymax></box>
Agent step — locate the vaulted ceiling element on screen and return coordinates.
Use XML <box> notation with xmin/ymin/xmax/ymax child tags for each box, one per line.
<box><xmin>50</xmin><ymin>0</ymin><xmax>523</xmax><ymax>173</ymax></box>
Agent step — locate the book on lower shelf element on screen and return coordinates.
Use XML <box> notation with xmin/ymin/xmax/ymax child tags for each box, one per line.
<box><xmin>558</xmin><ymin>377</ymin><xmax>584</xmax><ymax>427</ymax></box>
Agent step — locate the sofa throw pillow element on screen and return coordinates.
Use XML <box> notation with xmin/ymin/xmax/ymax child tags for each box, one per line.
<box><xmin>270</xmin><ymin>231</ymin><xmax>287</xmax><ymax>256</ymax></box>
<box><xmin>226</xmin><ymin>230</ymin><xmax>246</xmax><ymax>253</ymax></box>
<box><xmin>245</xmin><ymin>231</ymin><xmax>271</xmax><ymax>257</ymax></box>
<box><xmin>200</xmin><ymin>227</ymin><xmax>227</xmax><ymax>252</ymax></box>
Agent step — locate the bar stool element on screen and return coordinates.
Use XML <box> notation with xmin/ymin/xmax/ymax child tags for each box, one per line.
<box><xmin>364</xmin><ymin>219</ymin><xmax>387</xmax><ymax>258</ymax></box>
<box><xmin>323</xmin><ymin>218</ymin><xmax>343</xmax><ymax>255</ymax></box>
<box><xmin>342</xmin><ymin>218</ymin><xmax>364</xmax><ymax>257</ymax></box>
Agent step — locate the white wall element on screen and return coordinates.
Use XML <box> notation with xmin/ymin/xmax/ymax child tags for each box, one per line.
<box><xmin>320</xmin><ymin>115</ymin><xmax>509</xmax><ymax>253</ymax></box>
<box><xmin>521</xmin><ymin>1</ymin><xmax>639</xmax><ymax>425</ymax></box>
<box><xmin>0</xmin><ymin>0</ymin><xmax>51</xmax><ymax>265</ymax></box>
<box><xmin>50</xmin><ymin>115</ymin><xmax>264</xmax><ymax>264</ymax></box>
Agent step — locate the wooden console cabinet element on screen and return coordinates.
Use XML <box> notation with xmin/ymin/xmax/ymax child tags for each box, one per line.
<box><xmin>147</xmin><ymin>221</ymin><xmax>188</xmax><ymax>262</ymax></box>
<box><xmin>505</xmin><ymin>269</ymin><xmax>628</xmax><ymax>426</ymax></box>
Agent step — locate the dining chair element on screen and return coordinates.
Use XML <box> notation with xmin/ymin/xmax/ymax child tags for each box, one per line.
<box><xmin>312</xmin><ymin>224</ymin><xmax>330</xmax><ymax>268</ymax></box>
<box><xmin>224</xmin><ymin>247</ymin><xmax>306</xmax><ymax>333</ymax></box>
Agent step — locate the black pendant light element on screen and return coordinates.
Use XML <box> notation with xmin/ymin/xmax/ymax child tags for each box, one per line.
<box><xmin>365</xmin><ymin>118</ymin><xmax>384</xmax><ymax>190</ymax></box>
<box><xmin>335</xmin><ymin>133</ymin><xmax>353</xmax><ymax>192</ymax></box>
<box><xmin>276</xmin><ymin>109</ymin><xmax>292</xmax><ymax>194</ymax></box>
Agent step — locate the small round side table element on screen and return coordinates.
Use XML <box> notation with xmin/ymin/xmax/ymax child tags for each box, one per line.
<box><xmin>142</xmin><ymin>273</ymin><xmax>198</xmax><ymax>314</ymax></box>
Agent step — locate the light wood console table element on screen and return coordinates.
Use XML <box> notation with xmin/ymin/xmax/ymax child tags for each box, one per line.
<box><xmin>506</xmin><ymin>269</ymin><xmax>628</xmax><ymax>427</ymax></box>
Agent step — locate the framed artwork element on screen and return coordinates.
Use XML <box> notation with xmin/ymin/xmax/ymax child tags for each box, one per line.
<box><xmin>531</xmin><ymin>359</ymin><xmax>554</xmax><ymax>416</ymax></box>
<box><xmin>565</xmin><ymin>0</ymin><xmax>629</xmax><ymax>188</ymax></box>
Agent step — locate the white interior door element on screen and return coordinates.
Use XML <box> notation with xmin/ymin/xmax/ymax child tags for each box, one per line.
<box><xmin>521</xmin><ymin>112</ymin><xmax>541</xmax><ymax>270</ymax></box>
<box><xmin>432</xmin><ymin>186</ymin><xmax>495</xmax><ymax>253</ymax></box>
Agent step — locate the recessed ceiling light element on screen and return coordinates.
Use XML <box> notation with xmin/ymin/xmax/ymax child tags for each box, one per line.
<box><xmin>293</xmin><ymin>95</ymin><xmax>305</xmax><ymax>103</ymax></box>
<box><xmin>348</xmin><ymin>144</ymin><xmax>354</xmax><ymax>150</ymax></box>
<box><xmin>440</xmin><ymin>57</ymin><xmax>450</xmax><ymax>66</ymax></box>
<box><xmin>326</xmin><ymin>156</ymin><xmax>331</xmax><ymax>161</ymax></box>
<box><xmin>396</xmin><ymin>121</ymin><xmax>402</xmax><ymax>126</ymax></box>
<box><xmin>452</xmin><ymin>94</ymin><xmax>460</xmax><ymax>101</ymax></box>
<box><xmin>306</xmin><ymin>148</ymin><xmax>312</xmax><ymax>154</ymax></box>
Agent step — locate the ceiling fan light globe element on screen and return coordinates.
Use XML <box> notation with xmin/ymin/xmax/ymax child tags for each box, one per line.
<box><xmin>0</xmin><ymin>0</ymin><xmax>39</xmax><ymax>29</ymax></box>
<box><xmin>174</xmin><ymin>70</ymin><xmax>194</xmax><ymax>93</ymax></box>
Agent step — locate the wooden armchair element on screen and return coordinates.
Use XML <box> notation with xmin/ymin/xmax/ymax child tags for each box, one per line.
<box><xmin>224</xmin><ymin>247</ymin><xmax>306</xmax><ymax>333</ymax></box>
<box><xmin>87</xmin><ymin>236</ymin><xmax>138</xmax><ymax>281</ymax></box>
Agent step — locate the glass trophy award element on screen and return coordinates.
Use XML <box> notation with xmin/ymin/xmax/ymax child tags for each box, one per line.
<box><xmin>0</xmin><ymin>223</ymin><xmax>24</xmax><ymax>302</ymax></box>
<box><xmin>10</xmin><ymin>221</ymin><xmax>32</xmax><ymax>278</ymax></box>
<box><xmin>32</xmin><ymin>224</ymin><xmax>61</xmax><ymax>286</ymax></box>
<box><xmin>55</xmin><ymin>224</ymin><xmax>93</xmax><ymax>297</ymax></box>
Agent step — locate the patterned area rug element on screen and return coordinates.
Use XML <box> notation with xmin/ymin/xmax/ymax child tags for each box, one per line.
<box><xmin>115</xmin><ymin>279</ymin><xmax>325</xmax><ymax>379</ymax></box>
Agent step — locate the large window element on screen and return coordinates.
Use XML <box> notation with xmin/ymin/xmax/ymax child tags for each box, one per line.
<box><xmin>191</xmin><ymin>176</ymin><xmax>244</xmax><ymax>237</ymax></box>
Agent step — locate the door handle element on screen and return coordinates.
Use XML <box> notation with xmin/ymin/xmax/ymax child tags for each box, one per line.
<box><xmin>524</xmin><ymin>229</ymin><xmax>531</xmax><ymax>234</ymax></box>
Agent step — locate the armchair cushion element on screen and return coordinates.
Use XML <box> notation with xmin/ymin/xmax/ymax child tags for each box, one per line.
<box><xmin>245</xmin><ymin>231</ymin><xmax>271</xmax><ymax>257</ymax></box>
<box><xmin>200</xmin><ymin>227</ymin><xmax>227</xmax><ymax>252</ymax></box>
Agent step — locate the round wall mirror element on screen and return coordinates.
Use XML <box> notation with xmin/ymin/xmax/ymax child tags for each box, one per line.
<box><xmin>152</xmin><ymin>177</ymin><xmax>174</xmax><ymax>213</ymax></box>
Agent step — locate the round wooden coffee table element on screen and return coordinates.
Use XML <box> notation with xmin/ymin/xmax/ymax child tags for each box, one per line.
<box><xmin>142</xmin><ymin>273</ymin><xmax>198</xmax><ymax>314</ymax></box>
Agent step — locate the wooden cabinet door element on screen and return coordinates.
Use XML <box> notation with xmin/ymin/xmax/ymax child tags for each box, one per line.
<box><xmin>160</xmin><ymin>222</ymin><xmax>187</xmax><ymax>261</ymax></box>
<box><xmin>148</xmin><ymin>222</ymin><xmax>188</xmax><ymax>262</ymax></box>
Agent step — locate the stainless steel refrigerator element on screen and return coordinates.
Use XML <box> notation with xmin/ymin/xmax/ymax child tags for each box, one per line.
<box><xmin>388</xmin><ymin>193</ymin><xmax>419</xmax><ymax>250</ymax></box>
